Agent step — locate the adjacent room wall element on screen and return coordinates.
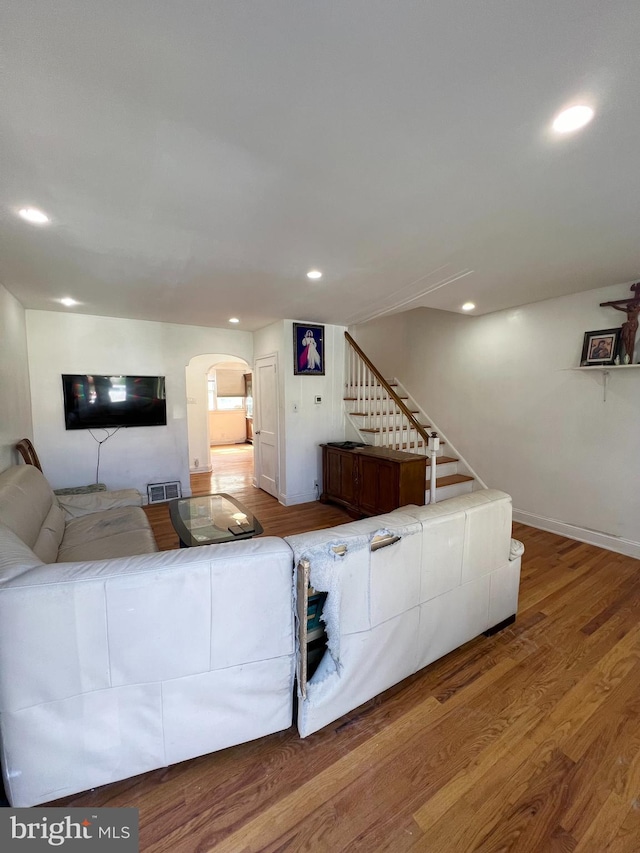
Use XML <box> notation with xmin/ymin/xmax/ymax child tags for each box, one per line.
<box><xmin>208</xmin><ymin>411</ymin><xmax>246</xmax><ymax>445</ymax></box>
<box><xmin>26</xmin><ymin>311</ymin><xmax>252</xmax><ymax>497</ymax></box>
<box><xmin>0</xmin><ymin>284</ymin><xmax>33</xmax><ymax>472</ymax></box>
<box><xmin>210</xmin><ymin>364</ymin><xmax>248</xmax><ymax>445</ymax></box>
<box><xmin>253</xmin><ymin>320</ymin><xmax>347</xmax><ymax>505</ymax></box>
<box><xmin>352</xmin><ymin>282</ymin><xmax>640</xmax><ymax>557</ymax></box>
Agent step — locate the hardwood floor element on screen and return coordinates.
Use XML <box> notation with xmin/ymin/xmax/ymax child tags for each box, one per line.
<box><xmin>143</xmin><ymin>443</ymin><xmax>353</xmax><ymax>549</ymax></box>
<box><xmin>55</xmin><ymin>445</ymin><xmax>640</xmax><ymax>852</ymax></box>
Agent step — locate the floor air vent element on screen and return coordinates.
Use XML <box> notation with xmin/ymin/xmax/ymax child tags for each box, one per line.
<box><xmin>147</xmin><ymin>481</ymin><xmax>182</xmax><ymax>504</ymax></box>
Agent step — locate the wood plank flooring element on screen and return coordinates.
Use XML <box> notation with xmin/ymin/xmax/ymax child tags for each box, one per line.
<box><xmin>54</xmin><ymin>445</ymin><xmax>640</xmax><ymax>852</ymax></box>
<box><xmin>143</xmin><ymin>443</ymin><xmax>353</xmax><ymax>549</ymax></box>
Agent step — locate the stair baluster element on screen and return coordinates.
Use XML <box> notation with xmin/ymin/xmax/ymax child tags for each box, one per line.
<box><xmin>343</xmin><ymin>331</ymin><xmax>482</xmax><ymax>504</ymax></box>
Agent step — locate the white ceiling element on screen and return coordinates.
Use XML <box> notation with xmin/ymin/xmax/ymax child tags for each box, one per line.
<box><xmin>1</xmin><ymin>1</ymin><xmax>639</xmax><ymax>332</ymax></box>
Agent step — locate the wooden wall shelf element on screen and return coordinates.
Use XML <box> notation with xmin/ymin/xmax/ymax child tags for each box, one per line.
<box><xmin>572</xmin><ymin>364</ymin><xmax>640</xmax><ymax>371</ymax></box>
<box><xmin>570</xmin><ymin>363</ymin><xmax>640</xmax><ymax>401</ymax></box>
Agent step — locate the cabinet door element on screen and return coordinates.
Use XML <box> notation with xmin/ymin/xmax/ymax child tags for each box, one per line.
<box><xmin>324</xmin><ymin>448</ymin><xmax>357</xmax><ymax>505</ymax></box>
<box><xmin>358</xmin><ymin>456</ymin><xmax>398</xmax><ymax>515</ymax></box>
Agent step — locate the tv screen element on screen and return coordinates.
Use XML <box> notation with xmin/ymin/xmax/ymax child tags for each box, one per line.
<box><xmin>62</xmin><ymin>374</ymin><xmax>167</xmax><ymax>430</ymax></box>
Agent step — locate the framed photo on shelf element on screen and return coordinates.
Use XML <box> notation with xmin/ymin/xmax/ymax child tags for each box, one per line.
<box><xmin>580</xmin><ymin>328</ymin><xmax>621</xmax><ymax>366</ymax></box>
<box><xmin>293</xmin><ymin>323</ymin><xmax>325</xmax><ymax>375</ymax></box>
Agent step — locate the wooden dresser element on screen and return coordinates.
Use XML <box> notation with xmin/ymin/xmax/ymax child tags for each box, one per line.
<box><xmin>320</xmin><ymin>443</ymin><xmax>427</xmax><ymax>517</ymax></box>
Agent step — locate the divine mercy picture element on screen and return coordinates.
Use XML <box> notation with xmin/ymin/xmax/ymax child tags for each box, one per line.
<box><xmin>293</xmin><ymin>323</ymin><xmax>325</xmax><ymax>375</ymax></box>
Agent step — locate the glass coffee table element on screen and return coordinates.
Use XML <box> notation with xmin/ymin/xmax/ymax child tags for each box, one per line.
<box><xmin>169</xmin><ymin>492</ymin><xmax>263</xmax><ymax>547</ymax></box>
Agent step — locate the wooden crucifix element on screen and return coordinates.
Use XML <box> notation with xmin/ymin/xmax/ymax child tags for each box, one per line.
<box><xmin>600</xmin><ymin>282</ymin><xmax>640</xmax><ymax>363</ymax></box>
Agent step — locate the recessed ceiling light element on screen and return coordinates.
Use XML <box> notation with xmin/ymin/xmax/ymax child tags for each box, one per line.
<box><xmin>229</xmin><ymin>317</ymin><xmax>240</xmax><ymax>324</ymax></box>
<box><xmin>552</xmin><ymin>105</ymin><xmax>594</xmax><ymax>134</ymax></box>
<box><xmin>60</xmin><ymin>297</ymin><xmax>78</xmax><ymax>307</ymax></box>
<box><xmin>18</xmin><ymin>207</ymin><xmax>50</xmax><ymax>225</ymax></box>
<box><xmin>306</xmin><ymin>269</ymin><xmax>322</xmax><ymax>280</ymax></box>
<box><xmin>462</xmin><ymin>302</ymin><xmax>475</xmax><ymax>311</ymax></box>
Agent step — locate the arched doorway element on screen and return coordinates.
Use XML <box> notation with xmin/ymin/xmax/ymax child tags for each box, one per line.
<box><xmin>185</xmin><ymin>353</ymin><xmax>253</xmax><ymax>486</ymax></box>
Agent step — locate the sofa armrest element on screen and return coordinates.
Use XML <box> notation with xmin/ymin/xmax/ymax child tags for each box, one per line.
<box><xmin>509</xmin><ymin>538</ymin><xmax>525</xmax><ymax>560</ymax></box>
<box><xmin>56</xmin><ymin>489</ymin><xmax>143</xmax><ymax>519</ymax></box>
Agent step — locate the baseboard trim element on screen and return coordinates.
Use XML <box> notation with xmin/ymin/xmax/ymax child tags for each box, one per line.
<box><xmin>513</xmin><ymin>509</ymin><xmax>640</xmax><ymax>560</ymax></box>
<box><xmin>281</xmin><ymin>490</ymin><xmax>317</xmax><ymax>507</ymax></box>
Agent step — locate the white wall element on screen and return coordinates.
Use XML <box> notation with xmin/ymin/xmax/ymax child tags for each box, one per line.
<box><xmin>26</xmin><ymin>311</ymin><xmax>252</xmax><ymax>496</ymax></box>
<box><xmin>254</xmin><ymin>320</ymin><xmax>347</xmax><ymax>505</ymax></box>
<box><xmin>186</xmin><ymin>353</ymin><xmax>212</xmax><ymax>472</ymax></box>
<box><xmin>0</xmin><ymin>284</ymin><xmax>33</xmax><ymax>472</ymax></box>
<box><xmin>352</xmin><ymin>282</ymin><xmax>640</xmax><ymax>557</ymax></box>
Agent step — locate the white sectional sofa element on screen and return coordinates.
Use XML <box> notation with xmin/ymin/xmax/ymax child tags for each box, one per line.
<box><xmin>285</xmin><ymin>490</ymin><xmax>523</xmax><ymax>737</ymax></box>
<box><xmin>0</xmin><ymin>465</ymin><xmax>295</xmax><ymax>808</ymax></box>
<box><xmin>0</xmin><ymin>464</ymin><xmax>522</xmax><ymax>807</ymax></box>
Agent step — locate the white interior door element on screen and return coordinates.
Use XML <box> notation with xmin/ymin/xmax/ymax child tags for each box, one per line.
<box><xmin>255</xmin><ymin>354</ymin><xmax>279</xmax><ymax>498</ymax></box>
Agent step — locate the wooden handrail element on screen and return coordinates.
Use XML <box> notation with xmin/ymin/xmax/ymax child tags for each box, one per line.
<box><xmin>344</xmin><ymin>331</ymin><xmax>431</xmax><ymax>445</ymax></box>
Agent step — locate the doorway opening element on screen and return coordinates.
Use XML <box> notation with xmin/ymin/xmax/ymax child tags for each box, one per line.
<box><xmin>205</xmin><ymin>443</ymin><xmax>254</xmax><ymax>492</ymax></box>
<box><xmin>185</xmin><ymin>353</ymin><xmax>253</xmax><ymax>491</ymax></box>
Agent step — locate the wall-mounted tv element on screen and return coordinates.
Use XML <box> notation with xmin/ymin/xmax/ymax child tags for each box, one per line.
<box><xmin>62</xmin><ymin>374</ymin><xmax>167</xmax><ymax>430</ymax></box>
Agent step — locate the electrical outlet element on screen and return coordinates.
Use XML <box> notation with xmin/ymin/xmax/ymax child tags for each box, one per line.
<box><xmin>194</xmin><ymin>458</ymin><xmax>199</xmax><ymax>468</ymax></box>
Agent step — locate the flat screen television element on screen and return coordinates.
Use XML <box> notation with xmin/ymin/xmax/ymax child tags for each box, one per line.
<box><xmin>62</xmin><ymin>374</ymin><xmax>167</xmax><ymax>430</ymax></box>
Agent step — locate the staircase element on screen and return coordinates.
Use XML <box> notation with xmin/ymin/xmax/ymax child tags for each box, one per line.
<box><xmin>344</xmin><ymin>332</ymin><xmax>483</xmax><ymax>503</ymax></box>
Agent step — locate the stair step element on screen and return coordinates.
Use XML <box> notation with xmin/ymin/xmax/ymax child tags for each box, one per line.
<box><xmin>377</xmin><ymin>425</ymin><xmax>430</xmax><ymax>433</ymax></box>
<box><xmin>394</xmin><ymin>440</ymin><xmax>426</xmax><ymax>449</ymax></box>
<box><xmin>347</xmin><ymin>381</ymin><xmax>398</xmax><ymax>387</ymax></box>
<box><xmin>350</xmin><ymin>409</ymin><xmax>419</xmax><ymax>417</ymax></box>
<box><xmin>425</xmin><ymin>472</ymin><xmax>475</xmax><ymax>503</ymax></box>
<box><xmin>362</xmin><ymin>426</ymin><xmax>430</xmax><ymax>436</ymax></box>
<box><xmin>344</xmin><ymin>396</ymin><xmax>409</xmax><ymax>402</ymax></box>
<box><xmin>426</xmin><ymin>455</ymin><xmax>458</xmax><ymax>467</ymax></box>
<box><xmin>429</xmin><ymin>474</ymin><xmax>474</xmax><ymax>488</ymax></box>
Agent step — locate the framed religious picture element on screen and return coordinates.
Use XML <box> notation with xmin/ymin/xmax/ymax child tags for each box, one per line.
<box><xmin>580</xmin><ymin>328</ymin><xmax>621</xmax><ymax>366</ymax></box>
<box><xmin>293</xmin><ymin>323</ymin><xmax>325</xmax><ymax>375</ymax></box>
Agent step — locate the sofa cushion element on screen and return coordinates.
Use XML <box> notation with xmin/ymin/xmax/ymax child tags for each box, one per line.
<box><xmin>56</xmin><ymin>489</ymin><xmax>142</xmax><ymax>519</ymax></box>
<box><xmin>0</xmin><ymin>465</ymin><xmax>55</xmax><ymax>550</ymax></box>
<box><xmin>58</xmin><ymin>507</ymin><xmax>158</xmax><ymax>561</ymax></box>
<box><xmin>403</xmin><ymin>489</ymin><xmax>513</xmax><ymax>588</ymax></box>
<box><xmin>32</xmin><ymin>504</ymin><xmax>65</xmax><ymax>564</ymax></box>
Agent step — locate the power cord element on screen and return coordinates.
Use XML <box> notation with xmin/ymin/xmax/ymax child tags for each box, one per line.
<box><xmin>88</xmin><ymin>427</ymin><xmax>121</xmax><ymax>484</ymax></box>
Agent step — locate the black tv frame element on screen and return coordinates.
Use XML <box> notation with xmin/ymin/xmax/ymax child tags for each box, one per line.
<box><xmin>61</xmin><ymin>374</ymin><xmax>167</xmax><ymax>431</ymax></box>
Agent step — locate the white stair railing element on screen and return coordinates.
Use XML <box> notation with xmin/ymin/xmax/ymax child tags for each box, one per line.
<box><xmin>345</xmin><ymin>331</ymin><xmax>438</xmax><ymax>498</ymax></box>
<box><xmin>345</xmin><ymin>333</ymin><xmax>489</xmax><ymax>502</ymax></box>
